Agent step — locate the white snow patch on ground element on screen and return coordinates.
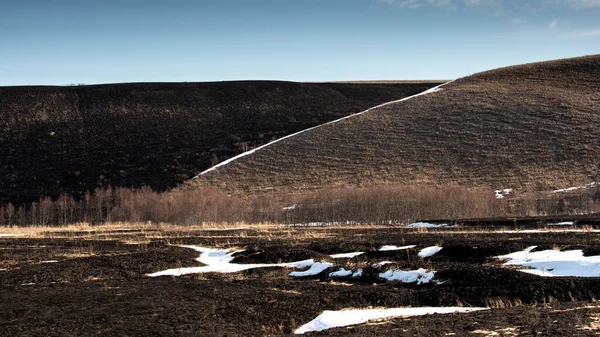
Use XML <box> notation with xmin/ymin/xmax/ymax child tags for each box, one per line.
<box><xmin>330</xmin><ymin>252</ymin><xmax>365</xmax><ymax>258</ymax></box>
<box><xmin>373</xmin><ymin>261</ymin><xmax>393</xmax><ymax>267</ymax></box>
<box><xmin>41</xmin><ymin>260</ymin><xmax>58</xmax><ymax>263</ymax></box>
<box><xmin>147</xmin><ymin>246</ymin><xmax>319</xmax><ymax>277</ymax></box>
<box><xmin>552</xmin><ymin>182</ymin><xmax>597</xmax><ymax>193</ymax></box>
<box><xmin>0</xmin><ymin>234</ymin><xmax>24</xmax><ymax>237</ymax></box>
<box><xmin>497</xmin><ymin>246</ymin><xmax>600</xmax><ymax>277</ymax></box>
<box><xmin>379</xmin><ymin>268</ymin><xmax>437</xmax><ymax>284</ymax></box>
<box><xmin>329</xmin><ymin>268</ymin><xmax>364</xmax><ymax>278</ymax></box>
<box><xmin>379</xmin><ymin>245</ymin><xmax>416</xmax><ymax>251</ymax></box>
<box><xmin>294</xmin><ymin>307</ymin><xmax>487</xmax><ymax>334</ymax></box>
<box><xmin>282</xmin><ymin>204</ymin><xmax>297</xmax><ymax>210</ymax></box>
<box><xmin>289</xmin><ymin>262</ymin><xmax>334</xmax><ymax>277</ymax></box>
<box><xmin>418</xmin><ymin>246</ymin><xmax>443</xmax><ymax>258</ymax></box>
<box><xmin>495</xmin><ymin>188</ymin><xmax>513</xmax><ymax>199</ymax></box>
<box><xmin>195</xmin><ymin>81</ymin><xmax>453</xmax><ymax>177</ymax></box>
<box><xmin>548</xmin><ymin>221</ymin><xmax>574</xmax><ymax>226</ymax></box>
<box><xmin>409</xmin><ymin>222</ymin><xmax>448</xmax><ymax>228</ymax></box>
<box><xmin>329</xmin><ymin>268</ymin><xmax>354</xmax><ymax>277</ymax></box>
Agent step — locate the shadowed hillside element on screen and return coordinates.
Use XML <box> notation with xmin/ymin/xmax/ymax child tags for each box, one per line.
<box><xmin>0</xmin><ymin>81</ymin><xmax>442</xmax><ymax>204</ymax></box>
<box><xmin>188</xmin><ymin>55</ymin><xmax>600</xmax><ymax>195</ymax></box>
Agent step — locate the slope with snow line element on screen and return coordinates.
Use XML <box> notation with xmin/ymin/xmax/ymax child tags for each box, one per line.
<box><xmin>185</xmin><ymin>55</ymin><xmax>600</xmax><ymax>195</ymax></box>
<box><xmin>194</xmin><ymin>82</ymin><xmax>451</xmax><ymax>177</ymax></box>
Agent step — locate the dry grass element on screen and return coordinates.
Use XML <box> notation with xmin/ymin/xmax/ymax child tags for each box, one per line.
<box><xmin>190</xmin><ymin>55</ymin><xmax>600</xmax><ymax>199</ymax></box>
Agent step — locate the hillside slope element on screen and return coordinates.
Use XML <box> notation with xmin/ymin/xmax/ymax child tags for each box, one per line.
<box><xmin>0</xmin><ymin>81</ymin><xmax>442</xmax><ymax>204</ymax></box>
<box><xmin>188</xmin><ymin>55</ymin><xmax>600</xmax><ymax>194</ymax></box>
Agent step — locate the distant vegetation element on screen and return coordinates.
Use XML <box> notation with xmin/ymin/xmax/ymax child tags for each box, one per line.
<box><xmin>1</xmin><ymin>184</ymin><xmax>598</xmax><ymax>226</ymax></box>
<box><xmin>0</xmin><ymin>81</ymin><xmax>442</xmax><ymax>205</ymax></box>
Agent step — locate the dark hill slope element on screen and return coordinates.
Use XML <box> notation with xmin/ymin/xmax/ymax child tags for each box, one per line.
<box><xmin>0</xmin><ymin>81</ymin><xmax>442</xmax><ymax>204</ymax></box>
<box><xmin>189</xmin><ymin>55</ymin><xmax>600</xmax><ymax>194</ymax></box>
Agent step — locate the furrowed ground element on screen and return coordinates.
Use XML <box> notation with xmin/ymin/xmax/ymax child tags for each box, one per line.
<box><xmin>189</xmin><ymin>55</ymin><xmax>600</xmax><ymax>196</ymax></box>
<box><xmin>4</xmin><ymin>222</ymin><xmax>600</xmax><ymax>336</ymax></box>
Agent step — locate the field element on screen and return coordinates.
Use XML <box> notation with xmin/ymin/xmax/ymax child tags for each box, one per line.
<box><xmin>0</xmin><ymin>81</ymin><xmax>441</xmax><ymax>205</ymax></box>
<box><xmin>4</xmin><ymin>222</ymin><xmax>600</xmax><ymax>336</ymax></box>
<box><xmin>190</xmin><ymin>55</ymin><xmax>600</xmax><ymax>196</ymax></box>
<box><xmin>2</xmin><ymin>55</ymin><xmax>600</xmax><ymax>336</ymax></box>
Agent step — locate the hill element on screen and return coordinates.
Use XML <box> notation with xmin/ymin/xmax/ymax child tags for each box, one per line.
<box><xmin>0</xmin><ymin>80</ymin><xmax>442</xmax><ymax>204</ymax></box>
<box><xmin>188</xmin><ymin>55</ymin><xmax>600</xmax><ymax>195</ymax></box>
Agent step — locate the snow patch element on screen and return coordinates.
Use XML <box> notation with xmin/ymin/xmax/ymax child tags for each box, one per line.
<box><xmin>373</xmin><ymin>261</ymin><xmax>393</xmax><ymax>267</ymax></box>
<box><xmin>409</xmin><ymin>222</ymin><xmax>448</xmax><ymax>228</ymax></box>
<box><xmin>147</xmin><ymin>246</ymin><xmax>319</xmax><ymax>277</ymax></box>
<box><xmin>548</xmin><ymin>221</ymin><xmax>574</xmax><ymax>226</ymax></box>
<box><xmin>330</xmin><ymin>252</ymin><xmax>365</xmax><ymax>258</ymax></box>
<box><xmin>552</xmin><ymin>182</ymin><xmax>597</xmax><ymax>193</ymax></box>
<box><xmin>418</xmin><ymin>246</ymin><xmax>443</xmax><ymax>258</ymax></box>
<box><xmin>282</xmin><ymin>204</ymin><xmax>297</xmax><ymax>211</ymax></box>
<box><xmin>329</xmin><ymin>268</ymin><xmax>354</xmax><ymax>277</ymax></box>
<box><xmin>352</xmin><ymin>269</ymin><xmax>363</xmax><ymax>278</ymax></box>
<box><xmin>497</xmin><ymin>246</ymin><xmax>600</xmax><ymax>277</ymax></box>
<box><xmin>294</xmin><ymin>307</ymin><xmax>487</xmax><ymax>334</ymax></box>
<box><xmin>495</xmin><ymin>188</ymin><xmax>513</xmax><ymax>199</ymax></box>
<box><xmin>379</xmin><ymin>245</ymin><xmax>416</xmax><ymax>251</ymax></box>
<box><xmin>289</xmin><ymin>262</ymin><xmax>334</xmax><ymax>277</ymax></box>
<box><xmin>379</xmin><ymin>268</ymin><xmax>437</xmax><ymax>284</ymax></box>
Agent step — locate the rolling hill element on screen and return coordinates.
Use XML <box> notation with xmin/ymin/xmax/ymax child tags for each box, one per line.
<box><xmin>187</xmin><ymin>55</ymin><xmax>600</xmax><ymax>195</ymax></box>
<box><xmin>0</xmin><ymin>80</ymin><xmax>442</xmax><ymax>204</ymax></box>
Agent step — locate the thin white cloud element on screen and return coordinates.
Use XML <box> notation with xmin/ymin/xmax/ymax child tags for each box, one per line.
<box><xmin>512</xmin><ymin>17</ymin><xmax>528</xmax><ymax>24</ymax></box>
<box><xmin>548</xmin><ymin>19</ymin><xmax>558</xmax><ymax>29</ymax></box>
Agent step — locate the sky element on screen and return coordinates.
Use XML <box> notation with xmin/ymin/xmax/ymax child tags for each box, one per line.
<box><xmin>1</xmin><ymin>0</ymin><xmax>599</xmax><ymax>85</ymax></box>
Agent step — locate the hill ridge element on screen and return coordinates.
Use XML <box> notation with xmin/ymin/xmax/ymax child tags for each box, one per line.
<box><xmin>189</xmin><ymin>55</ymin><xmax>600</xmax><ymax>195</ymax></box>
<box><xmin>0</xmin><ymin>80</ymin><xmax>443</xmax><ymax>204</ymax></box>
<box><xmin>195</xmin><ymin>81</ymin><xmax>453</xmax><ymax>178</ymax></box>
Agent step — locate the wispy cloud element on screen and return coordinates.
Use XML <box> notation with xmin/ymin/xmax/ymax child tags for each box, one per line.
<box><xmin>548</xmin><ymin>19</ymin><xmax>558</xmax><ymax>29</ymax></box>
<box><xmin>512</xmin><ymin>17</ymin><xmax>528</xmax><ymax>24</ymax></box>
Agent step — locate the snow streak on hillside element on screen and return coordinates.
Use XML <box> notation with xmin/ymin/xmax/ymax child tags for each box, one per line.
<box><xmin>194</xmin><ymin>81</ymin><xmax>453</xmax><ymax>177</ymax></box>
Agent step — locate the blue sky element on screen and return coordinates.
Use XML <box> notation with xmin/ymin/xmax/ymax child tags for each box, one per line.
<box><xmin>1</xmin><ymin>0</ymin><xmax>599</xmax><ymax>85</ymax></box>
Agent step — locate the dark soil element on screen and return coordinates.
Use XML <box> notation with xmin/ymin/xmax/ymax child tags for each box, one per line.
<box><xmin>4</xmin><ymin>225</ymin><xmax>600</xmax><ymax>335</ymax></box>
<box><xmin>0</xmin><ymin>81</ymin><xmax>441</xmax><ymax>205</ymax></box>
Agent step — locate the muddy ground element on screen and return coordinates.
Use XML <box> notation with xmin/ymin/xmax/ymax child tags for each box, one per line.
<box><xmin>3</xmin><ymin>225</ymin><xmax>600</xmax><ymax>336</ymax></box>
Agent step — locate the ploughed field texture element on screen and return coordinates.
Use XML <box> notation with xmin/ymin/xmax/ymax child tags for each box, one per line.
<box><xmin>191</xmin><ymin>55</ymin><xmax>600</xmax><ymax>194</ymax></box>
<box><xmin>0</xmin><ymin>81</ymin><xmax>442</xmax><ymax>204</ymax></box>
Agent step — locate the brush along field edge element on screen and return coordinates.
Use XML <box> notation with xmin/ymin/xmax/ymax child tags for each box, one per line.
<box><xmin>194</xmin><ymin>81</ymin><xmax>454</xmax><ymax>177</ymax></box>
